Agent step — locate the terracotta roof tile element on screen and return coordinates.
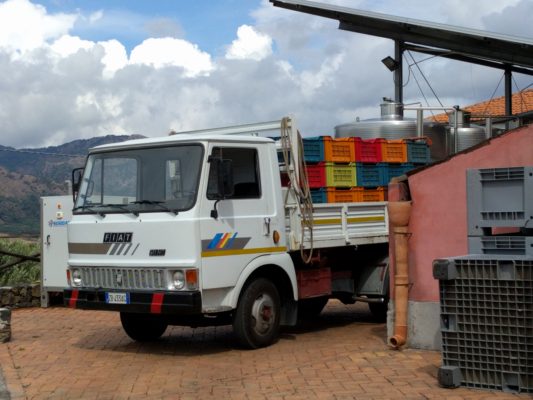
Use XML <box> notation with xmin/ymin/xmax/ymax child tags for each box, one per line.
<box><xmin>430</xmin><ymin>89</ymin><xmax>533</xmax><ymax>123</ymax></box>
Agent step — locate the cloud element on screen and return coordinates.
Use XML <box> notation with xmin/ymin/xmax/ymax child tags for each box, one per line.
<box><xmin>0</xmin><ymin>0</ymin><xmax>77</xmax><ymax>53</ymax></box>
<box><xmin>225</xmin><ymin>25</ymin><xmax>272</xmax><ymax>61</ymax></box>
<box><xmin>129</xmin><ymin>37</ymin><xmax>214</xmax><ymax>77</ymax></box>
<box><xmin>0</xmin><ymin>0</ymin><xmax>531</xmax><ymax>151</ymax></box>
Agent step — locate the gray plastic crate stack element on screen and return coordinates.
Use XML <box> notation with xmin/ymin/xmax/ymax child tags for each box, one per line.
<box><xmin>467</xmin><ymin>167</ymin><xmax>533</xmax><ymax>256</ymax></box>
<box><xmin>434</xmin><ymin>256</ymin><xmax>533</xmax><ymax>393</ymax></box>
<box><xmin>434</xmin><ymin>166</ymin><xmax>533</xmax><ymax>394</ymax></box>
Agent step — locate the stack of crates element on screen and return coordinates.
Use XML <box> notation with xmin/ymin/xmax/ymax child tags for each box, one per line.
<box><xmin>303</xmin><ymin>136</ymin><xmax>358</xmax><ymax>204</ymax></box>
<box><xmin>433</xmin><ymin>166</ymin><xmax>533</xmax><ymax>394</ymax></box>
<box><xmin>354</xmin><ymin>137</ymin><xmax>431</xmax><ymax>202</ymax></box>
<box><xmin>283</xmin><ymin>135</ymin><xmax>431</xmax><ymax>204</ymax></box>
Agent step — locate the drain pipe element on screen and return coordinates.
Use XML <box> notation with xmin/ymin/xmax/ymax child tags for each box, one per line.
<box><xmin>387</xmin><ymin>201</ymin><xmax>412</xmax><ymax>349</ymax></box>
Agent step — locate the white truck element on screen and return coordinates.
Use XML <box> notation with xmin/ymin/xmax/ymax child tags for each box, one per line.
<box><xmin>64</xmin><ymin>117</ymin><xmax>389</xmax><ymax>348</ymax></box>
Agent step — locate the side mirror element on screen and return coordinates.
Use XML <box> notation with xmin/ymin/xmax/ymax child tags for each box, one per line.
<box><xmin>208</xmin><ymin>157</ymin><xmax>233</xmax><ymax>218</ymax></box>
<box><xmin>71</xmin><ymin>167</ymin><xmax>84</xmax><ymax>203</ymax></box>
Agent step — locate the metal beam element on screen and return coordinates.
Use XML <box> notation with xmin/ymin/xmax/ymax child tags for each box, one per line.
<box><xmin>504</xmin><ymin>67</ymin><xmax>512</xmax><ymax>115</ymax></box>
<box><xmin>394</xmin><ymin>41</ymin><xmax>404</xmax><ymax>103</ymax></box>
<box><xmin>402</xmin><ymin>44</ymin><xmax>533</xmax><ymax>76</ymax></box>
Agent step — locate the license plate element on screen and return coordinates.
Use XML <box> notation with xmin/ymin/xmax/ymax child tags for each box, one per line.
<box><xmin>105</xmin><ymin>292</ymin><xmax>130</xmax><ymax>304</ymax></box>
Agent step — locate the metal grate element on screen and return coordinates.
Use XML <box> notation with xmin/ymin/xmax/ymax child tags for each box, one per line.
<box><xmin>80</xmin><ymin>267</ymin><xmax>166</xmax><ymax>290</ymax></box>
<box><xmin>434</xmin><ymin>256</ymin><xmax>533</xmax><ymax>393</ymax></box>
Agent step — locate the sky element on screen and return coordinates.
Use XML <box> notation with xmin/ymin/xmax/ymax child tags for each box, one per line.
<box><xmin>0</xmin><ymin>0</ymin><xmax>532</xmax><ymax>148</ymax></box>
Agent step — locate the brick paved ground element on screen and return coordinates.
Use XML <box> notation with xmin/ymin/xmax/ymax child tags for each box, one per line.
<box><xmin>0</xmin><ymin>301</ymin><xmax>529</xmax><ymax>400</ymax></box>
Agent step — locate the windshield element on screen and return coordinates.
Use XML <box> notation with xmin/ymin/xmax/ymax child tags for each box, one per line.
<box><xmin>74</xmin><ymin>144</ymin><xmax>204</xmax><ymax>214</ymax></box>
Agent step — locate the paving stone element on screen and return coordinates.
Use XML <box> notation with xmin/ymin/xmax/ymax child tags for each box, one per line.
<box><xmin>0</xmin><ymin>302</ymin><xmax>530</xmax><ymax>399</ymax></box>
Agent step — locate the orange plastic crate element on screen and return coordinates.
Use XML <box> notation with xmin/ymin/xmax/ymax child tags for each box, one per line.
<box><xmin>381</xmin><ymin>139</ymin><xmax>407</xmax><ymax>163</ymax></box>
<box><xmin>324</xmin><ymin>137</ymin><xmax>356</xmax><ymax>163</ymax></box>
<box><xmin>360</xmin><ymin>187</ymin><xmax>387</xmax><ymax>202</ymax></box>
<box><xmin>326</xmin><ymin>188</ymin><xmax>361</xmax><ymax>203</ymax></box>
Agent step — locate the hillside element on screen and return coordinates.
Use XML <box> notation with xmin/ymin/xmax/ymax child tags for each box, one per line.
<box><xmin>0</xmin><ymin>135</ymin><xmax>143</xmax><ymax>235</ymax></box>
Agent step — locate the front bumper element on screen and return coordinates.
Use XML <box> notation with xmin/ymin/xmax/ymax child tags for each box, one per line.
<box><xmin>64</xmin><ymin>289</ymin><xmax>202</xmax><ymax>314</ymax></box>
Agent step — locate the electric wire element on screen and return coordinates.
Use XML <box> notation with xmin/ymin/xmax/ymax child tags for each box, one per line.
<box><xmin>481</xmin><ymin>73</ymin><xmax>505</xmax><ymax>116</ymax></box>
<box><xmin>407</xmin><ymin>51</ymin><xmax>444</xmax><ymax>108</ymax></box>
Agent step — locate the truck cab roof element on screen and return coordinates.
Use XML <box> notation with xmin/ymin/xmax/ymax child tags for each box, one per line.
<box><xmin>90</xmin><ymin>134</ymin><xmax>275</xmax><ymax>153</ymax></box>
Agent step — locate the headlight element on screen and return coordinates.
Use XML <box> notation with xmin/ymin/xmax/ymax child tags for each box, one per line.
<box><xmin>172</xmin><ymin>270</ymin><xmax>185</xmax><ymax>289</ymax></box>
<box><xmin>71</xmin><ymin>269</ymin><xmax>82</xmax><ymax>287</ymax></box>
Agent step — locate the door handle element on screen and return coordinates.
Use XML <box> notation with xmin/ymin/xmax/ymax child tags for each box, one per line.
<box><xmin>263</xmin><ymin>217</ymin><xmax>271</xmax><ymax>236</ymax></box>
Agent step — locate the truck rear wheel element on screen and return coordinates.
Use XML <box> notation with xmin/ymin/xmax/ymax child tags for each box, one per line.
<box><xmin>233</xmin><ymin>278</ymin><xmax>281</xmax><ymax>349</ymax></box>
<box><xmin>120</xmin><ymin>312</ymin><xmax>168</xmax><ymax>342</ymax></box>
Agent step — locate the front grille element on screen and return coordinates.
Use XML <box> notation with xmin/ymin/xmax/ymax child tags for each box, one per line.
<box><xmin>80</xmin><ymin>267</ymin><xmax>167</xmax><ymax>290</ymax></box>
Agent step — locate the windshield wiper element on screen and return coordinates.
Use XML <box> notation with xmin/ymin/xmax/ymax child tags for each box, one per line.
<box><xmin>130</xmin><ymin>200</ymin><xmax>179</xmax><ymax>215</ymax></box>
<box><xmin>73</xmin><ymin>205</ymin><xmax>106</xmax><ymax>218</ymax></box>
<box><xmin>101</xmin><ymin>203</ymin><xmax>139</xmax><ymax>217</ymax></box>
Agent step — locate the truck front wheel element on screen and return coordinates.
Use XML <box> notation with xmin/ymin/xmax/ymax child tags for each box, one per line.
<box><xmin>120</xmin><ymin>312</ymin><xmax>168</xmax><ymax>342</ymax></box>
<box><xmin>233</xmin><ymin>278</ymin><xmax>281</xmax><ymax>349</ymax></box>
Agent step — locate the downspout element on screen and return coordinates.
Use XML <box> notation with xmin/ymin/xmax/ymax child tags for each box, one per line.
<box><xmin>387</xmin><ymin>200</ymin><xmax>412</xmax><ymax>349</ymax></box>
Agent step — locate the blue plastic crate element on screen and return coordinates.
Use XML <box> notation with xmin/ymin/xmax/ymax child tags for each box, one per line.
<box><xmin>407</xmin><ymin>142</ymin><xmax>431</xmax><ymax>164</ymax></box>
<box><xmin>385</xmin><ymin>163</ymin><xmax>414</xmax><ymax>183</ymax></box>
<box><xmin>356</xmin><ymin>163</ymin><xmax>387</xmax><ymax>187</ymax></box>
<box><xmin>310</xmin><ymin>188</ymin><xmax>327</xmax><ymax>203</ymax></box>
<box><xmin>303</xmin><ymin>136</ymin><xmax>326</xmax><ymax>163</ymax></box>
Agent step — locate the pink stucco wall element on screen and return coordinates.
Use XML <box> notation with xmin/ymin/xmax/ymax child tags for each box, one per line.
<box><xmin>391</xmin><ymin>125</ymin><xmax>533</xmax><ymax>303</ymax></box>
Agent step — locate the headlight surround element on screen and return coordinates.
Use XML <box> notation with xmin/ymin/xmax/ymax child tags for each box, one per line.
<box><xmin>71</xmin><ymin>268</ymin><xmax>82</xmax><ymax>287</ymax></box>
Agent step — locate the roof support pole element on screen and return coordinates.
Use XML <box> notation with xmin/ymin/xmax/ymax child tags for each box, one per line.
<box><xmin>394</xmin><ymin>40</ymin><xmax>404</xmax><ymax>104</ymax></box>
<box><xmin>504</xmin><ymin>66</ymin><xmax>512</xmax><ymax>116</ymax></box>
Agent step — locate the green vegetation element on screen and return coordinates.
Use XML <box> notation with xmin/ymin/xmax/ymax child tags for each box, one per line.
<box><xmin>0</xmin><ymin>239</ymin><xmax>40</xmax><ymax>286</ymax></box>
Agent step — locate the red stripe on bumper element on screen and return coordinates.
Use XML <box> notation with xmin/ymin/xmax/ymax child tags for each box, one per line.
<box><xmin>150</xmin><ymin>293</ymin><xmax>164</xmax><ymax>314</ymax></box>
<box><xmin>69</xmin><ymin>290</ymin><xmax>79</xmax><ymax>308</ymax></box>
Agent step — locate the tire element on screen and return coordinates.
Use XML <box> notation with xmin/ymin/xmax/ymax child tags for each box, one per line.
<box><xmin>298</xmin><ymin>296</ymin><xmax>329</xmax><ymax>319</ymax></box>
<box><xmin>120</xmin><ymin>312</ymin><xmax>168</xmax><ymax>342</ymax></box>
<box><xmin>233</xmin><ymin>278</ymin><xmax>281</xmax><ymax>349</ymax></box>
<box><xmin>369</xmin><ymin>299</ymin><xmax>388</xmax><ymax>322</ymax></box>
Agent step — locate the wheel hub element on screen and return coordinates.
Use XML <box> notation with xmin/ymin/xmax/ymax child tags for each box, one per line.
<box><xmin>251</xmin><ymin>293</ymin><xmax>275</xmax><ymax>335</ymax></box>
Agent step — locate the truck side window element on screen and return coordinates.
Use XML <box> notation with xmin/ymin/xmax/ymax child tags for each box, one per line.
<box><xmin>207</xmin><ymin>147</ymin><xmax>261</xmax><ymax>199</ymax></box>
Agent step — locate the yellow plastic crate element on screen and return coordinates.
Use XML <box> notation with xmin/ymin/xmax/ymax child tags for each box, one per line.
<box><xmin>325</xmin><ymin>163</ymin><xmax>357</xmax><ymax>187</ymax></box>
<box><xmin>324</xmin><ymin>137</ymin><xmax>356</xmax><ymax>163</ymax></box>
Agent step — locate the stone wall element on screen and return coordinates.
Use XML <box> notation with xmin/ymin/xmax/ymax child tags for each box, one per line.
<box><xmin>0</xmin><ymin>284</ymin><xmax>40</xmax><ymax>308</ymax></box>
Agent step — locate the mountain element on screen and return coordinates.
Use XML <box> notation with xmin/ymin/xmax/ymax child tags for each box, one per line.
<box><xmin>0</xmin><ymin>135</ymin><xmax>144</xmax><ymax>235</ymax></box>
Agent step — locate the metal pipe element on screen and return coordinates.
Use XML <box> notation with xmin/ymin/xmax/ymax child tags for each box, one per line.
<box><xmin>485</xmin><ymin>117</ymin><xmax>493</xmax><ymax>139</ymax></box>
<box><xmin>416</xmin><ymin>109</ymin><xmax>424</xmax><ymax>137</ymax></box>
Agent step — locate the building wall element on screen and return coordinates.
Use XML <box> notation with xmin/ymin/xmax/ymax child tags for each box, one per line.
<box><xmin>387</xmin><ymin>125</ymin><xmax>533</xmax><ymax>349</ymax></box>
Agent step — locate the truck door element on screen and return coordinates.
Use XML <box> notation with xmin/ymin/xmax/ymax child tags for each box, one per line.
<box><xmin>199</xmin><ymin>144</ymin><xmax>280</xmax><ymax>291</ymax></box>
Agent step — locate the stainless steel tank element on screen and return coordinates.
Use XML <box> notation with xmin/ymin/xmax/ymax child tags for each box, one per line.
<box><xmin>445</xmin><ymin>111</ymin><xmax>488</xmax><ymax>152</ymax></box>
<box><xmin>335</xmin><ymin>99</ymin><xmax>449</xmax><ymax>160</ymax></box>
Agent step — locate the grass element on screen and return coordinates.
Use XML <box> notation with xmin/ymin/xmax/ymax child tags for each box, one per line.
<box><xmin>0</xmin><ymin>239</ymin><xmax>40</xmax><ymax>286</ymax></box>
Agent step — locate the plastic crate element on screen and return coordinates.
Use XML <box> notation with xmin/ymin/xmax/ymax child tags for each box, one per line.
<box><xmin>302</xmin><ymin>136</ymin><xmax>326</xmax><ymax>163</ymax></box>
<box><xmin>433</xmin><ymin>256</ymin><xmax>533</xmax><ymax>393</ymax></box>
<box><xmin>467</xmin><ymin>167</ymin><xmax>533</xmax><ymax>235</ymax></box>
<box><xmin>360</xmin><ymin>187</ymin><xmax>387</xmax><ymax>202</ymax></box>
<box><xmin>355</xmin><ymin>163</ymin><xmax>387</xmax><ymax>188</ymax></box>
<box><xmin>407</xmin><ymin>141</ymin><xmax>431</xmax><ymax>164</ymax></box>
<box><xmin>310</xmin><ymin>188</ymin><xmax>327</xmax><ymax>204</ymax></box>
<box><xmin>325</xmin><ymin>163</ymin><xmax>356</xmax><ymax>187</ymax></box>
<box><xmin>326</xmin><ymin>187</ymin><xmax>361</xmax><ymax>203</ymax></box>
<box><xmin>381</xmin><ymin>139</ymin><xmax>407</xmax><ymax>163</ymax></box>
<box><xmin>468</xmin><ymin>236</ymin><xmax>533</xmax><ymax>256</ymax></box>
<box><xmin>324</xmin><ymin>137</ymin><xmax>355</xmax><ymax>163</ymax></box>
<box><xmin>305</xmin><ymin>163</ymin><xmax>326</xmax><ymax>189</ymax></box>
<box><xmin>385</xmin><ymin>163</ymin><xmax>415</xmax><ymax>183</ymax></box>
<box><xmin>354</xmin><ymin>138</ymin><xmax>384</xmax><ymax>163</ymax></box>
